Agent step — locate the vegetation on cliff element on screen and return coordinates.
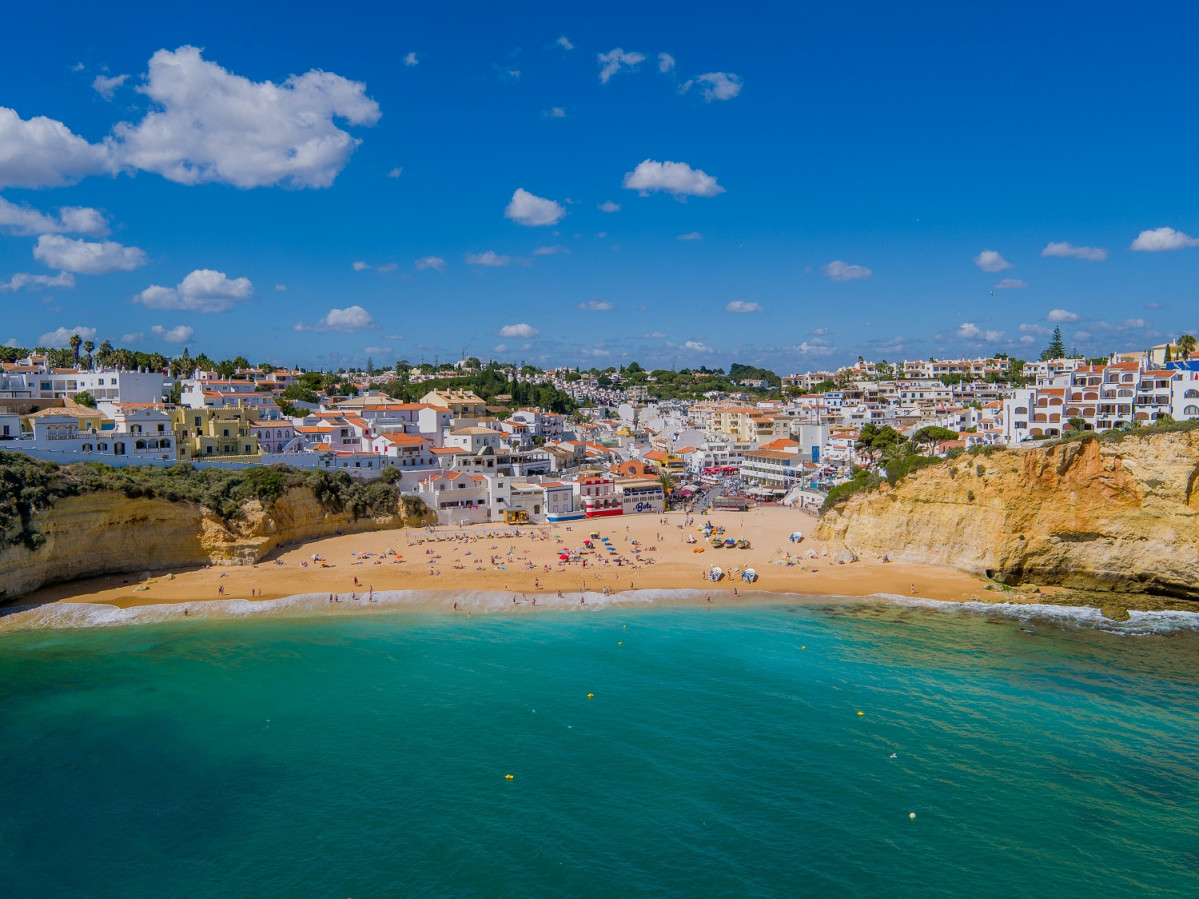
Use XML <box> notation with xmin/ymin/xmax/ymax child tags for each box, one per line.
<box><xmin>0</xmin><ymin>451</ymin><xmax>426</xmax><ymax>550</ymax></box>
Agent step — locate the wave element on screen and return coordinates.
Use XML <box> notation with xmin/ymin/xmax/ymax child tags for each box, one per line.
<box><xmin>4</xmin><ymin>588</ymin><xmax>1198</xmax><ymax>636</ymax></box>
<box><xmin>878</xmin><ymin>594</ymin><xmax>1199</xmax><ymax>636</ymax></box>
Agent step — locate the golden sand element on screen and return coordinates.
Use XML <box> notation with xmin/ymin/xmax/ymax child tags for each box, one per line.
<box><xmin>20</xmin><ymin>506</ymin><xmax>988</xmax><ymax>610</ymax></box>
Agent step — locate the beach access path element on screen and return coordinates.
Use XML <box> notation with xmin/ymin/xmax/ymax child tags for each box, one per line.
<box><xmin>19</xmin><ymin>505</ymin><xmax>989</xmax><ymax>610</ymax></box>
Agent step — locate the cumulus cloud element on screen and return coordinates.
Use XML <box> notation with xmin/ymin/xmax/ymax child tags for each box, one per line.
<box><xmin>577</xmin><ymin>298</ymin><xmax>613</xmax><ymax>311</ymax></box>
<box><xmin>274</xmin><ymin>284</ymin><xmax>287</xmax><ymax>292</ymax></box>
<box><xmin>1120</xmin><ymin>317</ymin><xmax>1149</xmax><ymax>329</ymax></box>
<box><xmin>0</xmin><ymin>271</ymin><xmax>76</xmax><ymax>292</ymax></box>
<box><xmin>504</xmin><ymin>187</ymin><xmax>565</xmax><ymax>226</ymax></box>
<box><xmin>994</xmin><ymin>278</ymin><xmax>1028</xmax><ymax>289</ymax></box>
<box><xmin>466</xmin><ymin>251</ymin><xmax>511</xmax><ymax>267</ymax></box>
<box><xmin>404</xmin><ymin>52</ymin><xmax>418</xmax><ymax>67</ymax></box>
<box><xmin>294</xmin><ymin>305</ymin><xmax>377</xmax><ymax>332</ymax></box>
<box><xmin>557</xmin><ymin>36</ymin><xmax>574</xmax><ymax>51</ymax></box>
<box><xmin>695</xmin><ymin>72</ymin><xmax>743</xmax><ymax>101</ymax></box>
<box><xmin>974</xmin><ymin>249</ymin><xmax>1011</xmax><ymax>272</ymax></box>
<box><xmin>1041</xmin><ymin>241</ymin><xmax>1108</xmax><ymax>261</ymax></box>
<box><xmin>498</xmin><ymin>322</ymin><xmax>539</xmax><ymax>338</ymax></box>
<box><xmin>151</xmin><ymin>324</ymin><xmax>194</xmax><ymax>343</ymax></box>
<box><xmin>33</xmin><ymin>235</ymin><xmax>146</xmax><ymax>274</ymax></box>
<box><xmin>113</xmin><ymin>46</ymin><xmax>380</xmax><ymax>189</ymax></box>
<box><xmin>387</xmin><ymin>167</ymin><xmax>403</xmax><ymax>178</ymax></box>
<box><xmin>92</xmin><ymin>73</ymin><xmax>129</xmax><ymax>100</ymax></box>
<box><xmin>415</xmin><ymin>256</ymin><xmax>446</xmax><ymax>271</ymax></box>
<box><xmin>533</xmin><ymin>245</ymin><xmax>569</xmax><ymax>255</ymax></box>
<box><xmin>642</xmin><ymin>331</ymin><xmax>667</xmax><ymax>339</ymax></box>
<box><xmin>1019</xmin><ymin>323</ymin><xmax>1051</xmax><ymax>336</ymax></box>
<box><xmin>794</xmin><ymin>339</ymin><xmax>834</xmax><ymax>356</ymax></box>
<box><xmin>0</xmin><ymin>106</ymin><xmax>117</xmax><ymax>188</ymax></box>
<box><xmin>957</xmin><ymin>322</ymin><xmax>1004</xmax><ymax>341</ymax></box>
<box><xmin>597</xmin><ymin>48</ymin><xmax>646</xmax><ymax>83</ymax></box>
<box><xmin>1130</xmin><ymin>226</ymin><xmax>1199</xmax><ymax>252</ymax></box>
<box><xmin>39</xmin><ymin>325</ymin><xmax>97</xmax><ymax>346</ymax></box>
<box><xmin>1047</xmin><ymin>309</ymin><xmax>1079</xmax><ymax>322</ymax></box>
<box><xmin>658</xmin><ymin>53</ymin><xmax>675</xmax><ymax>73</ymax></box>
<box><xmin>0</xmin><ymin>197</ymin><xmax>108</xmax><ymax>236</ymax></box>
<box><xmin>725</xmin><ymin>300</ymin><xmax>762</xmax><ymax>313</ymax></box>
<box><xmin>134</xmin><ymin>269</ymin><xmax>253</xmax><ymax>313</ymax></box>
<box><xmin>622</xmin><ymin>159</ymin><xmax>724</xmax><ymax>198</ymax></box>
<box><xmin>352</xmin><ymin>260</ymin><xmax>371</xmax><ymax>271</ymax></box>
<box><xmin>598</xmin><ymin>200</ymin><xmax>621</xmax><ymax>213</ymax></box>
<box><xmin>677</xmin><ymin>231</ymin><xmax>702</xmax><ymax>240</ymax></box>
<box><xmin>823</xmin><ymin>260</ymin><xmax>872</xmax><ymax>281</ymax></box>
<box><xmin>545</xmin><ymin>107</ymin><xmax>566</xmax><ymax>118</ymax></box>
<box><xmin>120</xmin><ymin>331</ymin><xmax>144</xmax><ymax>344</ymax></box>
<box><xmin>683</xmin><ymin>340</ymin><xmax>714</xmax><ymax>353</ymax></box>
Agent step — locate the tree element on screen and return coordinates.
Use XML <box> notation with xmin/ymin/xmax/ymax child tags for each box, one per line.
<box><xmin>1177</xmin><ymin>334</ymin><xmax>1197</xmax><ymax>361</ymax></box>
<box><xmin>912</xmin><ymin>425</ymin><xmax>959</xmax><ymax>454</ymax></box>
<box><xmin>68</xmin><ymin>333</ymin><xmax>82</xmax><ymax>366</ymax></box>
<box><xmin>82</xmin><ymin>339</ymin><xmax>95</xmax><ymax>369</ymax></box>
<box><xmin>1067</xmin><ymin>417</ymin><xmax>1087</xmax><ymax>432</ymax></box>
<box><xmin>657</xmin><ymin>470</ymin><xmax>676</xmax><ymax>497</ymax></box>
<box><xmin>74</xmin><ymin>390</ymin><xmax>96</xmax><ymax>408</ymax></box>
<box><xmin>1041</xmin><ymin>326</ymin><xmax>1066</xmax><ymax>361</ymax></box>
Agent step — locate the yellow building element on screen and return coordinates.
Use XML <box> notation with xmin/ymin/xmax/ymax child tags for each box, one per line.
<box><xmin>170</xmin><ymin>407</ymin><xmax>261</xmax><ymax>460</ymax></box>
<box><xmin>419</xmin><ymin>388</ymin><xmax>487</xmax><ymax>419</ymax></box>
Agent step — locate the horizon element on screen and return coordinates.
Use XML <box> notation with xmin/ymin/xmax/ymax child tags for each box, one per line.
<box><xmin>2</xmin><ymin>2</ymin><xmax>1198</xmax><ymax>370</ymax></box>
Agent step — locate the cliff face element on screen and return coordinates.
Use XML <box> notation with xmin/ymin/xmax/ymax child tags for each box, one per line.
<box><xmin>0</xmin><ymin>488</ymin><xmax>432</xmax><ymax>600</ymax></box>
<box><xmin>817</xmin><ymin>432</ymin><xmax>1199</xmax><ymax>598</ymax></box>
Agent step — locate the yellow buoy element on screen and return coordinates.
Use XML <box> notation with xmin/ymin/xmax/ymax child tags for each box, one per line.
<box><xmin>909</xmin><ymin>812</ymin><xmax>916</xmax><ymax>819</ymax></box>
<box><xmin>618</xmin><ymin>641</ymin><xmax>623</xmax><ymax>646</ymax></box>
<box><xmin>587</xmin><ymin>693</ymin><xmax>595</xmax><ymax>699</ymax></box>
<box><xmin>505</xmin><ymin>774</ymin><xmax>514</xmax><ymax>780</ymax></box>
<box><xmin>857</xmin><ymin>711</ymin><xmax>864</xmax><ymax>716</ymax></box>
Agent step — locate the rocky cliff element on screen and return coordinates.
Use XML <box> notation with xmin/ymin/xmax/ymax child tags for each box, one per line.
<box><xmin>0</xmin><ymin>487</ymin><xmax>432</xmax><ymax>600</ymax></box>
<box><xmin>817</xmin><ymin>432</ymin><xmax>1199</xmax><ymax>599</ymax></box>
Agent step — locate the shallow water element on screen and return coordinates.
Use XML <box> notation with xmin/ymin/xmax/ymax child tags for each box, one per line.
<box><xmin>3</xmin><ymin>598</ymin><xmax>1198</xmax><ymax>896</ymax></box>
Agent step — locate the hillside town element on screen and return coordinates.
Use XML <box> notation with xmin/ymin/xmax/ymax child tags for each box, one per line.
<box><xmin>2</xmin><ymin>335</ymin><xmax>1197</xmax><ymax>525</ymax></box>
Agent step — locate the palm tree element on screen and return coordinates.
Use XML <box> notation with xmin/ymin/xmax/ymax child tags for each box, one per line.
<box><xmin>68</xmin><ymin>333</ymin><xmax>82</xmax><ymax>367</ymax></box>
<box><xmin>1177</xmin><ymin>334</ymin><xmax>1197</xmax><ymax>361</ymax></box>
<box><xmin>657</xmin><ymin>470</ymin><xmax>676</xmax><ymax>503</ymax></box>
<box><xmin>83</xmin><ymin>339</ymin><xmax>95</xmax><ymax>369</ymax></box>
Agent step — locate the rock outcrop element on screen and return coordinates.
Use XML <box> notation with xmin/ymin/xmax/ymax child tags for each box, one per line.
<box><xmin>0</xmin><ymin>487</ymin><xmax>432</xmax><ymax>600</ymax></box>
<box><xmin>817</xmin><ymin>432</ymin><xmax>1199</xmax><ymax>599</ymax></box>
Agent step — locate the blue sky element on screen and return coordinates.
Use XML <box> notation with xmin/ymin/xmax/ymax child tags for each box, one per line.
<box><xmin>1</xmin><ymin>1</ymin><xmax>1197</xmax><ymax>372</ymax></box>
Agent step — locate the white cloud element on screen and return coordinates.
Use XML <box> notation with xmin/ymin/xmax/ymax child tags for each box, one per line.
<box><xmin>1130</xmin><ymin>226</ymin><xmax>1199</xmax><ymax>252</ymax></box>
<box><xmin>352</xmin><ymin>260</ymin><xmax>371</xmax><ymax>271</ymax></box>
<box><xmin>695</xmin><ymin>72</ymin><xmax>743</xmax><ymax>101</ymax></box>
<box><xmin>533</xmin><ymin>245</ymin><xmax>569</xmax><ymax>255</ymax></box>
<box><xmin>1019</xmin><ymin>323</ymin><xmax>1050</xmax><ymax>336</ymax></box>
<box><xmin>1120</xmin><ymin>318</ymin><xmax>1149</xmax><ymax>329</ymax></box>
<box><xmin>33</xmin><ymin>234</ymin><xmax>146</xmax><ymax>274</ymax></box>
<box><xmin>1041</xmin><ymin>241</ymin><xmax>1108</xmax><ymax>261</ymax></box>
<box><xmin>387</xmin><ymin>167</ymin><xmax>403</xmax><ymax>178</ymax></box>
<box><xmin>404</xmin><ymin>52</ymin><xmax>418</xmax><ymax>67</ymax></box>
<box><xmin>498</xmin><ymin>322</ymin><xmax>539</xmax><ymax>338</ymax></box>
<box><xmin>974</xmin><ymin>249</ymin><xmax>1011</xmax><ymax>272</ymax></box>
<box><xmin>505</xmin><ymin>188</ymin><xmax>565</xmax><ymax>226</ymax></box>
<box><xmin>642</xmin><ymin>331</ymin><xmax>667</xmax><ymax>339</ymax></box>
<box><xmin>598</xmin><ymin>200</ymin><xmax>621</xmax><ymax>213</ymax></box>
<box><xmin>113</xmin><ymin>46</ymin><xmax>380</xmax><ymax>189</ymax></box>
<box><xmin>577</xmin><ymin>299</ymin><xmax>613</xmax><ymax>311</ymax></box>
<box><xmin>493</xmin><ymin>343</ymin><xmax>508</xmax><ymax>353</ymax></box>
<box><xmin>134</xmin><ymin>269</ymin><xmax>253</xmax><ymax>313</ymax></box>
<box><xmin>622</xmin><ymin>159</ymin><xmax>724</xmax><ymax>198</ymax></box>
<box><xmin>120</xmin><ymin>332</ymin><xmax>144</xmax><ymax>344</ymax></box>
<box><xmin>545</xmin><ymin>107</ymin><xmax>566</xmax><ymax>118</ymax></box>
<box><xmin>0</xmin><ymin>197</ymin><xmax>108</xmax><ymax>236</ymax></box>
<box><xmin>92</xmin><ymin>73</ymin><xmax>129</xmax><ymax>100</ymax></box>
<box><xmin>557</xmin><ymin>36</ymin><xmax>574</xmax><ymax>51</ymax></box>
<box><xmin>0</xmin><ymin>106</ymin><xmax>117</xmax><ymax>188</ymax></box>
<box><xmin>658</xmin><ymin>53</ymin><xmax>676</xmax><ymax>73</ymax></box>
<box><xmin>994</xmin><ymin>278</ymin><xmax>1028</xmax><ymax>289</ymax></box>
<box><xmin>677</xmin><ymin>231</ymin><xmax>702</xmax><ymax>240</ymax></box>
<box><xmin>294</xmin><ymin>305</ymin><xmax>377</xmax><ymax>332</ymax></box>
<box><xmin>274</xmin><ymin>284</ymin><xmax>287</xmax><ymax>292</ymax></box>
<box><xmin>415</xmin><ymin>256</ymin><xmax>446</xmax><ymax>271</ymax></box>
<box><xmin>957</xmin><ymin>322</ymin><xmax>1004</xmax><ymax>342</ymax></box>
<box><xmin>823</xmin><ymin>260</ymin><xmax>872</xmax><ymax>281</ymax></box>
<box><xmin>466</xmin><ymin>251</ymin><xmax>511</xmax><ymax>267</ymax></box>
<box><xmin>151</xmin><ymin>324</ymin><xmax>195</xmax><ymax>344</ymax></box>
<box><xmin>598</xmin><ymin>48</ymin><xmax>646</xmax><ymax>83</ymax></box>
<box><xmin>38</xmin><ymin>325</ymin><xmax>97</xmax><ymax>346</ymax></box>
<box><xmin>1047</xmin><ymin>309</ymin><xmax>1080</xmax><ymax>322</ymax></box>
<box><xmin>683</xmin><ymin>340</ymin><xmax>714</xmax><ymax>353</ymax></box>
<box><xmin>794</xmin><ymin>339</ymin><xmax>835</xmax><ymax>356</ymax></box>
<box><xmin>0</xmin><ymin>271</ymin><xmax>75</xmax><ymax>292</ymax></box>
<box><xmin>725</xmin><ymin>300</ymin><xmax>762</xmax><ymax>313</ymax></box>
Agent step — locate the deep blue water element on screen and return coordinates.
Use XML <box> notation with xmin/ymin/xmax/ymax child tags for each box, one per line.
<box><xmin>3</xmin><ymin>599</ymin><xmax>1198</xmax><ymax>897</ymax></box>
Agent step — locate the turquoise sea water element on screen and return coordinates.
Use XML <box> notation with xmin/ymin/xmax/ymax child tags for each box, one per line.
<box><xmin>3</xmin><ymin>597</ymin><xmax>1199</xmax><ymax>897</ymax></box>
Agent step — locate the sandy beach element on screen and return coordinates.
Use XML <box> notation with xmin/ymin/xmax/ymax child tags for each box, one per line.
<box><xmin>16</xmin><ymin>506</ymin><xmax>989</xmax><ymax>611</ymax></box>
